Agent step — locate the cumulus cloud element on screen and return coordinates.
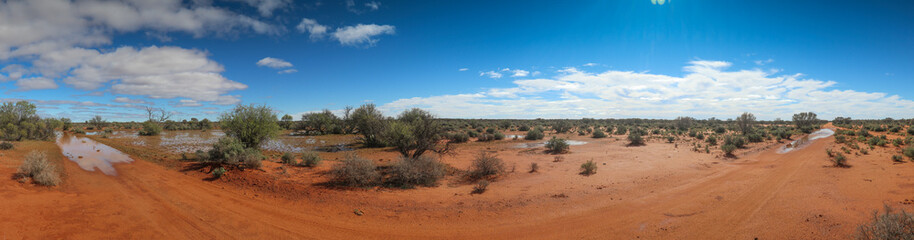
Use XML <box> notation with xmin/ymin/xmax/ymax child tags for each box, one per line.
<box><xmin>50</xmin><ymin>46</ymin><xmax>247</xmax><ymax>105</ymax></box>
<box><xmin>379</xmin><ymin>60</ymin><xmax>914</xmax><ymax>119</ymax></box>
<box><xmin>16</xmin><ymin>77</ymin><xmax>58</xmax><ymax>90</ymax></box>
<box><xmin>172</xmin><ymin>99</ymin><xmax>203</xmax><ymax>107</ymax></box>
<box><xmin>511</xmin><ymin>69</ymin><xmax>530</xmax><ymax>77</ymax></box>
<box><xmin>296</xmin><ymin>18</ymin><xmax>329</xmax><ymax>40</ymax></box>
<box><xmin>480</xmin><ymin>71</ymin><xmax>503</xmax><ymax>79</ymax></box>
<box><xmin>257</xmin><ymin>57</ymin><xmax>293</xmax><ymax>69</ymax></box>
<box><xmin>332</xmin><ymin>24</ymin><xmax>395</xmax><ymax>47</ymax></box>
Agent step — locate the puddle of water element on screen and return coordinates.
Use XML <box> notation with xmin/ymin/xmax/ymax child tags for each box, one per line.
<box><xmin>505</xmin><ymin>135</ymin><xmax>526</xmax><ymax>140</ymax></box>
<box><xmin>777</xmin><ymin>128</ymin><xmax>834</xmax><ymax>154</ymax></box>
<box><xmin>514</xmin><ymin>140</ymin><xmax>589</xmax><ymax>148</ymax></box>
<box><xmin>56</xmin><ymin>132</ymin><xmax>134</xmax><ymax>176</ymax></box>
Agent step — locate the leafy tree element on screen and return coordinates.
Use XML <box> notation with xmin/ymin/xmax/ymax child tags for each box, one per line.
<box><xmin>0</xmin><ymin>101</ymin><xmax>54</xmax><ymax>141</ymax></box>
<box><xmin>88</xmin><ymin>115</ymin><xmax>106</xmax><ymax>129</ymax></box>
<box><xmin>384</xmin><ymin>108</ymin><xmax>448</xmax><ymax>159</ymax></box>
<box><xmin>351</xmin><ymin>104</ymin><xmax>387</xmax><ymax>147</ymax></box>
<box><xmin>300</xmin><ymin>110</ymin><xmax>341</xmax><ymax>135</ymax></box>
<box><xmin>675</xmin><ymin>116</ymin><xmax>695</xmax><ymax>130</ymax></box>
<box><xmin>793</xmin><ymin>112</ymin><xmax>818</xmax><ymax>133</ymax></box>
<box><xmin>736</xmin><ymin>112</ymin><xmax>756</xmax><ymax>135</ymax></box>
<box><xmin>219</xmin><ymin>104</ymin><xmax>280</xmax><ymax>149</ymax></box>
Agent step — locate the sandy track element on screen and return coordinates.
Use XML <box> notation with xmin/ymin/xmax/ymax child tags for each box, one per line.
<box><xmin>3</xmin><ymin>131</ymin><xmax>913</xmax><ymax>239</ymax></box>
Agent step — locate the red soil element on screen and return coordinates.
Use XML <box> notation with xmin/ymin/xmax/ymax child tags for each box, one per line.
<box><xmin>2</xmin><ymin>127</ymin><xmax>913</xmax><ymax>239</ymax></box>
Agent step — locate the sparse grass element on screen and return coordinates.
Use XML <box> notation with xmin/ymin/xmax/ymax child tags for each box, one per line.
<box><xmin>855</xmin><ymin>204</ymin><xmax>914</xmax><ymax>240</ymax></box>
<box><xmin>17</xmin><ymin>151</ymin><xmax>60</xmax><ymax>186</ymax></box>
<box><xmin>389</xmin><ymin>156</ymin><xmax>446</xmax><ymax>188</ymax></box>
<box><xmin>529</xmin><ymin>162</ymin><xmax>539</xmax><ymax>173</ymax></box>
<box><xmin>0</xmin><ymin>141</ymin><xmax>13</xmax><ymax>150</ymax></box>
<box><xmin>831</xmin><ymin>152</ymin><xmax>849</xmax><ymax>168</ymax></box>
<box><xmin>468</xmin><ymin>152</ymin><xmax>505</xmax><ymax>180</ymax></box>
<box><xmin>580</xmin><ymin>160</ymin><xmax>597</xmax><ymax>176</ymax></box>
<box><xmin>330</xmin><ymin>154</ymin><xmax>381</xmax><ymax>187</ymax></box>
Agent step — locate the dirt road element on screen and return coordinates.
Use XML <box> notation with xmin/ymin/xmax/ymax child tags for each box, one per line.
<box><xmin>2</xmin><ymin>132</ymin><xmax>911</xmax><ymax>239</ymax></box>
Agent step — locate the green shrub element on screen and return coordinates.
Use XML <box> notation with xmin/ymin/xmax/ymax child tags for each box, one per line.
<box><xmin>722</xmin><ymin>144</ymin><xmax>737</xmax><ymax>156</ymax></box>
<box><xmin>714</xmin><ymin>126</ymin><xmax>726</xmax><ymax>134</ymax></box>
<box><xmin>525</xmin><ymin>129</ymin><xmax>545</xmax><ymax>140</ymax></box>
<box><xmin>299</xmin><ymin>151</ymin><xmax>322</xmax><ymax>167</ymax></box>
<box><xmin>696</xmin><ymin>133</ymin><xmax>705</xmax><ymax>140</ymax></box>
<box><xmin>494</xmin><ymin>132</ymin><xmax>505</xmax><ymax>140</ymax></box>
<box><xmin>706</xmin><ymin>136</ymin><xmax>718</xmax><ymax>146</ymax></box>
<box><xmin>592</xmin><ymin>129</ymin><xmax>607</xmax><ymax>138</ymax></box>
<box><xmin>239</xmin><ymin>149</ymin><xmax>263</xmax><ymax>169</ymax></box>
<box><xmin>331</xmin><ymin>155</ymin><xmax>381</xmax><ymax>187</ymax></box>
<box><xmin>545</xmin><ymin>137</ymin><xmax>570</xmax><ymax>154</ymax></box>
<box><xmin>477</xmin><ymin>133</ymin><xmax>495</xmax><ymax>142</ymax></box>
<box><xmin>904</xmin><ymin>147</ymin><xmax>914</xmax><ymax>160</ymax></box>
<box><xmin>450</xmin><ymin>132</ymin><xmax>469</xmax><ymax>143</ymax></box>
<box><xmin>724</xmin><ymin>135</ymin><xmax>747</xmax><ymax>148</ymax></box>
<box><xmin>281</xmin><ymin>152</ymin><xmax>296</xmax><ymax>165</ymax></box>
<box><xmin>351</xmin><ymin>104</ymin><xmax>388</xmax><ymax>147</ymax></box>
<box><xmin>486</xmin><ymin>127</ymin><xmax>496</xmax><ymax>134</ymax></box>
<box><xmin>628</xmin><ymin>132</ymin><xmax>644</xmax><ymax>146</ymax></box>
<box><xmin>0</xmin><ymin>142</ymin><xmax>12</xmax><ymax>150</ymax></box>
<box><xmin>580</xmin><ymin>160</ymin><xmax>597</xmax><ymax>176</ymax></box>
<box><xmin>892</xmin><ymin>155</ymin><xmax>904</xmax><ymax>163</ymax></box>
<box><xmin>220</xmin><ymin>104</ymin><xmax>280</xmax><ymax>149</ymax></box>
<box><xmin>908</xmin><ymin>128</ymin><xmax>914</xmax><ymax>135</ymax></box>
<box><xmin>389</xmin><ymin>156</ymin><xmax>446</xmax><ymax>188</ymax></box>
<box><xmin>466</xmin><ymin>130</ymin><xmax>479</xmax><ymax>138</ymax></box>
<box><xmin>468</xmin><ymin>152</ymin><xmax>505</xmax><ymax>180</ymax></box>
<box><xmin>666</xmin><ymin>136</ymin><xmax>675</xmax><ymax>143</ymax></box>
<box><xmin>0</xmin><ymin>101</ymin><xmax>55</xmax><ymax>141</ymax></box>
<box><xmin>855</xmin><ymin>205</ymin><xmax>914</xmax><ymax>240</ymax></box>
<box><xmin>138</xmin><ymin>121</ymin><xmax>162</xmax><ymax>136</ymax></box>
<box><xmin>832</xmin><ymin>152</ymin><xmax>849</xmax><ymax>168</ymax></box>
<box><xmin>212</xmin><ymin>167</ymin><xmax>226</xmax><ymax>178</ymax></box>
<box><xmin>17</xmin><ymin>151</ymin><xmax>60</xmax><ymax>186</ymax></box>
<box><xmin>208</xmin><ymin>137</ymin><xmax>246</xmax><ymax>164</ymax></box>
<box><xmin>747</xmin><ymin>133</ymin><xmax>764</xmax><ymax>143</ymax></box>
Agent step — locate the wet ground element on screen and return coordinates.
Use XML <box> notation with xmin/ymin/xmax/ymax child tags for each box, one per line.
<box><xmin>56</xmin><ymin>132</ymin><xmax>134</xmax><ymax>175</ymax></box>
<box><xmin>777</xmin><ymin>128</ymin><xmax>835</xmax><ymax>154</ymax></box>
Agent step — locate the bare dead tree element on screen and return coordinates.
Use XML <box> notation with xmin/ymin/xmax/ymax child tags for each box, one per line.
<box><xmin>145</xmin><ymin>106</ymin><xmax>173</xmax><ymax>122</ymax></box>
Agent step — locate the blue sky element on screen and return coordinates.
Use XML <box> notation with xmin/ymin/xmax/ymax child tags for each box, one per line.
<box><xmin>1</xmin><ymin>0</ymin><xmax>912</xmax><ymax>121</ymax></box>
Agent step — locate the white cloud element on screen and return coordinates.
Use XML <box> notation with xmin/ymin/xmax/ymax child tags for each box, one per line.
<box><xmin>173</xmin><ymin>99</ymin><xmax>203</xmax><ymax>107</ymax></box>
<box><xmin>235</xmin><ymin>0</ymin><xmax>290</xmax><ymax>17</ymax></box>
<box><xmin>332</xmin><ymin>24</ymin><xmax>395</xmax><ymax>47</ymax></box>
<box><xmin>583</xmin><ymin>63</ymin><xmax>598</xmax><ymax>67</ymax></box>
<box><xmin>113</xmin><ymin>96</ymin><xmax>152</xmax><ymax>105</ymax></box>
<box><xmin>754</xmin><ymin>58</ymin><xmax>775</xmax><ymax>65</ymax></box>
<box><xmin>16</xmin><ymin>77</ymin><xmax>58</xmax><ymax>90</ymax></box>
<box><xmin>257</xmin><ymin>57</ymin><xmax>293</xmax><ymax>69</ymax></box>
<box><xmin>52</xmin><ymin>46</ymin><xmax>247</xmax><ymax>104</ymax></box>
<box><xmin>296</xmin><ymin>18</ymin><xmax>329</xmax><ymax>40</ymax></box>
<box><xmin>511</xmin><ymin>69</ymin><xmax>530</xmax><ymax>77</ymax></box>
<box><xmin>379</xmin><ymin>60</ymin><xmax>914</xmax><ymax>119</ymax></box>
<box><xmin>459</xmin><ymin>68</ymin><xmax>469</xmax><ymax>71</ymax></box>
<box><xmin>365</xmin><ymin>1</ymin><xmax>381</xmax><ymax>10</ymax></box>
<box><xmin>480</xmin><ymin>71</ymin><xmax>503</xmax><ymax>79</ymax></box>
<box><xmin>278</xmin><ymin>69</ymin><xmax>298</xmax><ymax>74</ymax></box>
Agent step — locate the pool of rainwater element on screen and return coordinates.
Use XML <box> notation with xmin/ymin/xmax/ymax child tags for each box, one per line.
<box><xmin>777</xmin><ymin>128</ymin><xmax>835</xmax><ymax>154</ymax></box>
<box><xmin>514</xmin><ymin>140</ymin><xmax>589</xmax><ymax>148</ymax></box>
<box><xmin>56</xmin><ymin>132</ymin><xmax>134</xmax><ymax>176</ymax></box>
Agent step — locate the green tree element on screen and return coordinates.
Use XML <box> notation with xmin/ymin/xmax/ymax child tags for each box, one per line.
<box><xmin>300</xmin><ymin>110</ymin><xmax>340</xmax><ymax>135</ymax></box>
<box><xmin>736</xmin><ymin>112</ymin><xmax>756</xmax><ymax>135</ymax></box>
<box><xmin>792</xmin><ymin>112</ymin><xmax>818</xmax><ymax>133</ymax></box>
<box><xmin>351</xmin><ymin>104</ymin><xmax>387</xmax><ymax>147</ymax></box>
<box><xmin>219</xmin><ymin>104</ymin><xmax>280</xmax><ymax>149</ymax></box>
<box><xmin>384</xmin><ymin>108</ymin><xmax>447</xmax><ymax>159</ymax></box>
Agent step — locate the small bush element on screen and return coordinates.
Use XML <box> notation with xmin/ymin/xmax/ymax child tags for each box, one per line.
<box><xmin>666</xmin><ymin>136</ymin><xmax>675</xmax><ymax>143</ymax></box>
<box><xmin>724</xmin><ymin>135</ymin><xmax>746</xmax><ymax>148</ymax></box>
<box><xmin>0</xmin><ymin>142</ymin><xmax>13</xmax><ymax>150</ymax></box>
<box><xmin>300</xmin><ymin>151</ymin><xmax>322</xmax><ymax>167</ymax></box>
<box><xmin>195</xmin><ymin>150</ymin><xmax>210</xmax><ymax>162</ymax></box>
<box><xmin>450</xmin><ymin>132</ymin><xmax>469</xmax><ymax>143</ymax></box>
<box><xmin>832</xmin><ymin>152</ymin><xmax>849</xmax><ymax>168</ymax></box>
<box><xmin>904</xmin><ymin>147</ymin><xmax>914</xmax><ymax>160</ymax></box>
<box><xmin>281</xmin><ymin>152</ymin><xmax>296</xmax><ymax>165</ymax></box>
<box><xmin>628</xmin><ymin>132</ymin><xmax>645</xmax><ymax>146</ymax></box>
<box><xmin>529</xmin><ymin>162</ymin><xmax>539</xmax><ymax>173</ymax></box>
<box><xmin>17</xmin><ymin>151</ymin><xmax>60</xmax><ymax>186</ymax></box>
<box><xmin>239</xmin><ymin>149</ymin><xmax>263</xmax><ymax>169</ymax></box>
<box><xmin>580</xmin><ymin>160</ymin><xmax>597</xmax><ymax>176</ymax></box>
<box><xmin>722</xmin><ymin>144</ymin><xmax>737</xmax><ymax>156</ymax></box>
<box><xmin>472</xmin><ymin>180</ymin><xmax>489</xmax><ymax>194</ymax></box>
<box><xmin>466</xmin><ymin>130</ymin><xmax>479</xmax><ymax>138</ymax></box>
<box><xmin>545</xmin><ymin>137</ymin><xmax>570</xmax><ymax>154</ymax></box>
<box><xmin>468</xmin><ymin>152</ymin><xmax>505</xmax><ymax>180</ymax></box>
<box><xmin>331</xmin><ymin>155</ymin><xmax>381</xmax><ymax>187</ymax></box>
<box><xmin>892</xmin><ymin>155</ymin><xmax>904</xmax><ymax>163</ymax></box>
<box><xmin>138</xmin><ymin>121</ymin><xmax>162</xmax><ymax>136</ymax></box>
<box><xmin>706</xmin><ymin>136</ymin><xmax>718</xmax><ymax>146</ymax></box>
<box><xmin>389</xmin><ymin>156</ymin><xmax>446</xmax><ymax>188</ymax></box>
<box><xmin>477</xmin><ymin>133</ymin><xmax>496</xmax><ymax>142</ymax></box>
<box><xmin>525</xmin><ymin>129</ymin><xmax>545</xmax><ymax>140</ymax></box>
<box><xmin>212</xmin><ymin>167</ymin><xmax>226</xmax><ymax>178</ymax></box>
<box><xmin>855</xmin><ymin>204</ymin><xmax>914</xmax><ymax>240</ymax></box>
<box><xmin>494</xmin><ymin>132</ymin><xmax>505</xmax><ymax>140</ymax></box>
<box><xmin>592</xmin><ymin>129</ymin><xmax>607</xmax><ymax>138</ymax></box>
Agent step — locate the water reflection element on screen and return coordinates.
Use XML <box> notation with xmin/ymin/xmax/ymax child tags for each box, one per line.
<box><xmin>777</xmin><ymin>129</ymin><xmax>835</xmax><ymax>154</ymax></box>
<box><xmin>56</xmin><ymin>132</ymin><xmax>134</xmax><ymax>176</ymax></box>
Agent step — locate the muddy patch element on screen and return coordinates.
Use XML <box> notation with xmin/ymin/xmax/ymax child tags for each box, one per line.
<box><xmin>777</xmin><ymin>128</ymin><xmax>834</xmax><ymax>154</ymax></box>
<box><xmin>514</xmin><ymin>140</ymin><xmax>589</xmax><ymax>148</ymax></box>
